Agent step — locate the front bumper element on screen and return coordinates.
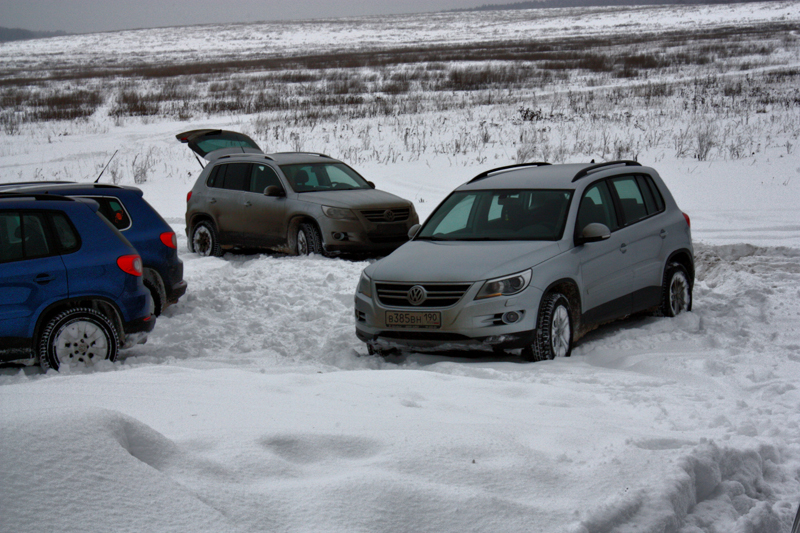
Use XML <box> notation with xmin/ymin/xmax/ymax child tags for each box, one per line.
<box><xmin>354</xmin><ymin>282</ymin><xmax>543</xmax><ymax>353</ymax></box>
<box><xmin>318</xmin><ymin>212</ymin><xmax>418</xmax><ymax>253</ymax></box>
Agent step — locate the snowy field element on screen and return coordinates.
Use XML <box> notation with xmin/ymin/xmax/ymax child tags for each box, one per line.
<box><xmin>2</xmin><ymin>3</ymin><xmax>800</xmax><ymax>532</ymax></box>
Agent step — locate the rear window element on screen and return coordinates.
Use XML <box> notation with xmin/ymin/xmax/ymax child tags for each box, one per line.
<box><xmin>83</xmin><ymin>196</ymin><xmax>131</xmax><ymax>231</ymax></box>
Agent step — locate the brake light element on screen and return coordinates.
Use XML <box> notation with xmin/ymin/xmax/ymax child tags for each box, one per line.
<box><xmin>160</xmin><ymin>231</ymin><xmax>177</xmax><ymax>249</ymax></box>
<box><xmin>682</xmin><ymin>212</ymin><xmax>691</xmax><ymax>228</ymax></box>
<box><xmin>117</xmin><ymin>255</ymin><xmax>143</xmax><ymax>276</ymax></box>
<box><xmin>187</xmin><ymin>191</ymin><xmax>192</xmax><ymax>202</ymax></box>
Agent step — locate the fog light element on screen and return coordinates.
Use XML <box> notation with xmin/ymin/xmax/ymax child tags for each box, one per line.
<box><xmin>502</xmin><ymin>311</ymin><xmax>521</xmax><ymax>324</ymax></box>
<box><xmin>333</xmin><ymin>232</ymin><xmax>348</xmax><ymax>241</ymax></box>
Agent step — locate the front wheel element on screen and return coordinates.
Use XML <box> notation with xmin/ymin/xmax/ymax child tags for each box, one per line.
<box><xmin>296</xmin><ymin>222</ymin><xmax>323</xmax><ymax>255</ymax></box>
<box><xmin>38</xmin><ymin>308</ymin><xmax>120</xmax><ymax>370</ymax></box>
<box><xmin>523</xmin><ymin>292</ymin><xmax>572</xmax><ymax>362</ymax></box>
<box><xmin>660</xmin><ymin>263</ymin><xmax>692</xmax><ymax>317</ymax></box>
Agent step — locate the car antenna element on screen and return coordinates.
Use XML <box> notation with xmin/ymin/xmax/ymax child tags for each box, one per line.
<box><xmin>94</xmin><ymin>150</ymin><xmax>119</xmax><ymax>183</ymax></box>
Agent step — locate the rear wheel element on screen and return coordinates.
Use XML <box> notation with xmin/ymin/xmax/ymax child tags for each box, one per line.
<box><xmin>523</xmin><ymin>292</ymin><xmax>572</xmax><ymax>362</ymax></box>
<box><xmin>296</xmin><ymin>223</ymin><xmax>323</xmax><ymax>255</ymax></box>
<box><xmin>660</xmin><ymin>263</ymin><xmax>692</xmax><ymax>317</ymax></box>
<box><xmin>38</xmin><ymin>308</ymin><xmax>119</xmax><ymax>371</ymax></box>
<box><xmin>192</xmin><ymin>221</ymin><xmax>222</xmax><ymax>257</ymax></box>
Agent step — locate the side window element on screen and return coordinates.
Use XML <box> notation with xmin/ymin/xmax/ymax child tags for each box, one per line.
<box><xmin>577</xmin><ymin>181</ymin><xmax>618</xmax><ymax>232</ymax></box>
<box><xmin>22</xmin><ymin>214</ymin><xmax>51</xmax><ymax>259</ymax></box>
<box><xmin>250</xmin><ymin>164</ymin><xmax>283</xmax><ymax>193</ymax></box>
<box><xmin>636</xmin><ymin>176</ymin><xmax>657</xmax><ymax>215</ymax></box>
<box><xmin>610</xmin><ymin>176</ymin><xmax>648</xmax><ymax>225</ymax></box>
<box><xmin>207</xmin><ymin>165</ymin><xmax>223</xmax><ymax>188</ymax></box>
<box><xmin>87</xmin><ymin>196</ymin><xmax>131</xmax><ymax>231</ymax></box>
<box><xmin>51</xmin><ymin>212</ymin><xmax>80</xmax><ymax>253</ymax></box>
<box><xmin>0</xmin><ymin>212</ymin><xmax>24</xmax><ymax>263</ymax></box>
<box><xmin>221</xmin><ymin>163</ymin><xmax>250</xmax><ymax>191</ymax></box>
<box><xmin>643</xmin><ymin>175</ymin><xmax>665</xmax><ymax>212</ymax></box>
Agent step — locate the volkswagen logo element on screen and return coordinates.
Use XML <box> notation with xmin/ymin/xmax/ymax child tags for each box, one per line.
<box><xmin>383</xmin><ymin>210</ymin><xmax>396</xmax><ymax>222</ymax></box>
<box><xmin>407</xmin><ymin>285</ymin><xmax>427</xmax><ymax>306</ymax></box>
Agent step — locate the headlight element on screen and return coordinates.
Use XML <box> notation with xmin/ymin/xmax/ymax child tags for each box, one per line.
<box><xmin>322</xmin><ymin>205</ymin><xmax>357</xmax><ymax>220</ymax></box>
<box><xmin>357</xmin><ymin>271</ymin><xmax>372</xmax><ymax>298</ymax></box>
<box><xmin>475</xmin><ymin>269</ymin><xmax>532</xmax><ymax>300</ymax></box>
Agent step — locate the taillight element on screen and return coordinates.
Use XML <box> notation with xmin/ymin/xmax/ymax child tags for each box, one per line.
<box><xmin>682</xmin><ymin>212</ymin><xmax>691</xmax><ymax>228</ymax></box>
<box><xmin>160</xmin><ymin>231</ymin><xmax>177</xmax><ymax>249</ymax></box>
<box><xmin>117</xmin><ymin>255</ymin><xmax>143</xmax><ymax>276</ymax></box>
<box><xmin>187</xmin><ymin>191</ymin><xmax>192</xmax><ymax>202</ymax></box>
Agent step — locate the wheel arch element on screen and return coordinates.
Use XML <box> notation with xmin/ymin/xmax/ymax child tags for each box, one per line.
<box><xmin>666</xmin><ymin>248</ymin><xmax>695</xmax><ymax>284</ymax></box>
<box><xmin>539</xmin><ymin>278</ymin><xmax>583</xmax><ymax>342</ymax></box>
<box><xmin>287</xmin><ymin>215</ymin><xmax>324</xmax><ymax>251</ymax></box>
<box><xmin>33</xmin><ymin>297</ymin><xmax>124</xmax><ymax>353</ymax></box>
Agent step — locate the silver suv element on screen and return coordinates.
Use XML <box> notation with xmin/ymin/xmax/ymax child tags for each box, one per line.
<box><xmin>180</xmin><ymin>130</ymin><xmax>418</xmax><ymax>256</ymax></box>
<box><xmin>355</xmin><ymin>161</ymin><xmax>694</xmax><ymax>361</ymax></box>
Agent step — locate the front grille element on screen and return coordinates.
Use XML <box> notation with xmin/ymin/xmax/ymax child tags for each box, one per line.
<box><xmin>376</xmin><ymin>282</ymin><xmax>472</xmax><ymax>308</ymax></box>
<box><xmin>361</xmin><ymin>208</ymin><xmax>410</xmax><ymax>222</ymax></box>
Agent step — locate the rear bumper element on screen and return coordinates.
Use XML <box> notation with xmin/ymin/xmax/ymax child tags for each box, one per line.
<box><xmin>168</xmin><ymin>279</ymin><xmax>188</xmax><ymax>304</ymax></box>
<box><xmin>121</xmin><ymin>313</ymin><xmax>156</xmax><ymax>349</ymax></box>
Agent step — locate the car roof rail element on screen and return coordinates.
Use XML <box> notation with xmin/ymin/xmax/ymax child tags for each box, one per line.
<box><xmin>268</xmin><ymin>151</ymin><xmax>332</xmax><ymax>158</ymax></box>
<box><xmin>571</xmin><ymin>160</ymin><xmax>641</xmax><ymax>182</ymax></box>
<box><xmin>0</xmin><ymin>181</ymin><xmax>72</xmax><ymax>187</ymax></box>
<box><xmin>0</xmin><ymin>192</ymin><xmax>76</xmax><ymax>202</ymax></box>
<box><xmin>216</xmin><ymin>154</ymin><xmax>275</xmax><ymax>161</ymax></box>
<box><xmin>467</xmin><ymin>162</ymin><xmax>551</xmax><ymax>183</ymax></box>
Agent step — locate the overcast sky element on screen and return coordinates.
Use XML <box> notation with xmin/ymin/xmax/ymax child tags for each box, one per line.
<box><xmin>0</xmin><ymin>0</ymin><xmax>488</xmax><ymax>34</ymax></box>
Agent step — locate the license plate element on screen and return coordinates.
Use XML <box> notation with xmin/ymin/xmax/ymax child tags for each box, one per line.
<box><xmin>385</xmin><ymin>311</ymin><xmax>441</xmax><ymax>329</ymax></box>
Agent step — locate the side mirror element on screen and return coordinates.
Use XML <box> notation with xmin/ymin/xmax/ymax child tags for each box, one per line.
<box><xmin>367</xmin><ymin>181</ymin><xmax>376</xmax><ymax>189</ymax></box>
<box><xmin>264</xmin><ymin>185</ymin><xmax>284</xmax><ymax>197</ymax></box>
<box><xmin>408</xmin><ymin>224</ymin><xmax>421</xmax><ymax>239</ymax></box>
<box><xmin>576</xmin><ymin>223</ymin><xmax>611</xmax><ymax>245</ymax></box>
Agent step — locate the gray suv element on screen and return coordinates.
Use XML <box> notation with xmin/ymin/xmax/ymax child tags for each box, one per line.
<box><xmin>355</xmin><ymin>161</ymin><xmax>694</xmax><ymax>361</ymax></box>
<box><xmin>180</xmin><ymin>130</ymin><xmax>418</xmax><ymax>256</ymax></box>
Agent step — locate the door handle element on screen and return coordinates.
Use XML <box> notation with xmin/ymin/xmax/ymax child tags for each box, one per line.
<box><xmin>620</xmin><ymin>243</ymin><xmax>628</xmax><ymax>253</ymax></box>
<box><xmin>35</xmin><ymin>273</ymin><xmax>55</xmax><ymax>284</ymax></box>
<box><xmin>660</xmin><ymin>229</ymin><xmax>668</xmax><ymax>239</ymax></box>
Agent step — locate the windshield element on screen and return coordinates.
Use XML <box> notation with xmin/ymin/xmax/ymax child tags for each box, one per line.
<box><xmin>279</xmin><ymin>163</ymin><xmax>371</xmax><ymax>193</ymax></box>
<box><xmin>417</xmin><ymin>189</ymin><xmax>573</xmax><ymax>241</ymax></box>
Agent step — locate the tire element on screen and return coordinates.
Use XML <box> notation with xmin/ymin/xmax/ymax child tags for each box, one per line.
<box><xmin>660</xmin><ymin>263</ymin><xmax>692</xmax><ymax>317</ymax></box>
<box><xmin>143</xmin><ymin>279</ymin><xmax>163</xmax><ymax>316</ymax></box>
<box><xmin>523</xmin><ymin>292</ymin><xmax>572</xmax><ymax>362</ymax></box>
<box><xmin>296</xmin><ymin>222</ymin><xmax>323</xmax><ymax>255</ymax></box>
<box><xmin>38</xmin><ymin>308</ymin><xmax>120</xmax><ymax>371</ymax></box>
<box><xmin>192</xmin><ymin>221</ymin><xmax>222</xmax><ymax>257</ymax></box>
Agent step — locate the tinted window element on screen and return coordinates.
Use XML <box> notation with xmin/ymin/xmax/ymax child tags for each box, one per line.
<box><xmin>643</xmin><ymin>175</ymin><xmax>665</xmax><ymax>212</ymax></box>
<box><xmin>22</xmin><ymin>214</ymin><xmax>50</xmax><ymax>259</ymax></box>
<box><xmin>51</xmin><ymin>212</ymin><xmax>80</xmax><ymax>253</ymax></box>
<box><xmin>207</xmin><ymin>165</ymin><xmax>223</xmax><ymax>188</ymax></box>
<box><xmin>220</xmin><ymin>163</ymin><xmax>250</xmax><ymax>191</ymax></box>
<box><xmin>250</xmin><ymin>164</ymin><xmax>282</xmax><ymax>193</ymax></box>
<box><xmin>86</xmin><ymin>196</ymin><xmax>131</xmax><ymax>231</ymax></box>
<box><xmin>610</xmin><ymin>177</ymin><xmax>648</xmax><ymax>225</ymax></box>
<box><xmin>0</xmin><ymin>212</ymin><xmax>23</xmax><ymax>263</ymax></box>
<box><xmin>636</xmin><ymin>176</ymin><xmax>657</xmax><ymax>215</ymax></box>
<box><xmin>577</xmin><ymin>181</ymin><xmax>618</xmax><ymax>232</ymax></box>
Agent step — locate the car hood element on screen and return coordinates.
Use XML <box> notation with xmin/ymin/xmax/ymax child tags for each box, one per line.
<box><xmin>367</xmin><ymin>240</ymin><xmax>565</xmax><ymax>283</ymax></box>
<box><xmin>296</xmin><ymin>189</ymin><xmax>412</xmax><ymax>209</ymax></box>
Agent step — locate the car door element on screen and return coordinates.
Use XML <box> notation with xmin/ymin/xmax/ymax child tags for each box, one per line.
<box><xmin>0</xmin><ymin>211</ymin><xmax>69</xmax><ymax>358</ymax></box>
<box><xmin>574</xmin><ymin>180</ymin><xmax>633</xmax><ymax>324</ymax></box>
<box><xmin>242</xmin><ymin>163</ymin><xmax>287</xmax><ymax>247</ymax></box>
<box><xmin>211</xmin><ymin>162</ymin><xmax>251</xmax><ymax>244</ymax></box>
<box><xmin>608</xmin><ymin>175</ymin><xmax>665</xmax><ymax>309</ymax></box>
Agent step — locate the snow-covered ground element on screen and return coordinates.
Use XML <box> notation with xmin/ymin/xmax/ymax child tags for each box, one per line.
<box><xmin>2</xmin><ymin>3</ymin><xmax>800</xmax><ymax>532</ymax></box>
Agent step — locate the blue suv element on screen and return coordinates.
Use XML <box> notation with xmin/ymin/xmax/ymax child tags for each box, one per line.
<box><xmin>0</xmin><ymin>193</ymin><xmax>155</xmax><ymax>370</ymax></box>
<box><xmin>0</xmin><ymin>182</ymin><xmax>187</xmax><ymax>315</ymax></box>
